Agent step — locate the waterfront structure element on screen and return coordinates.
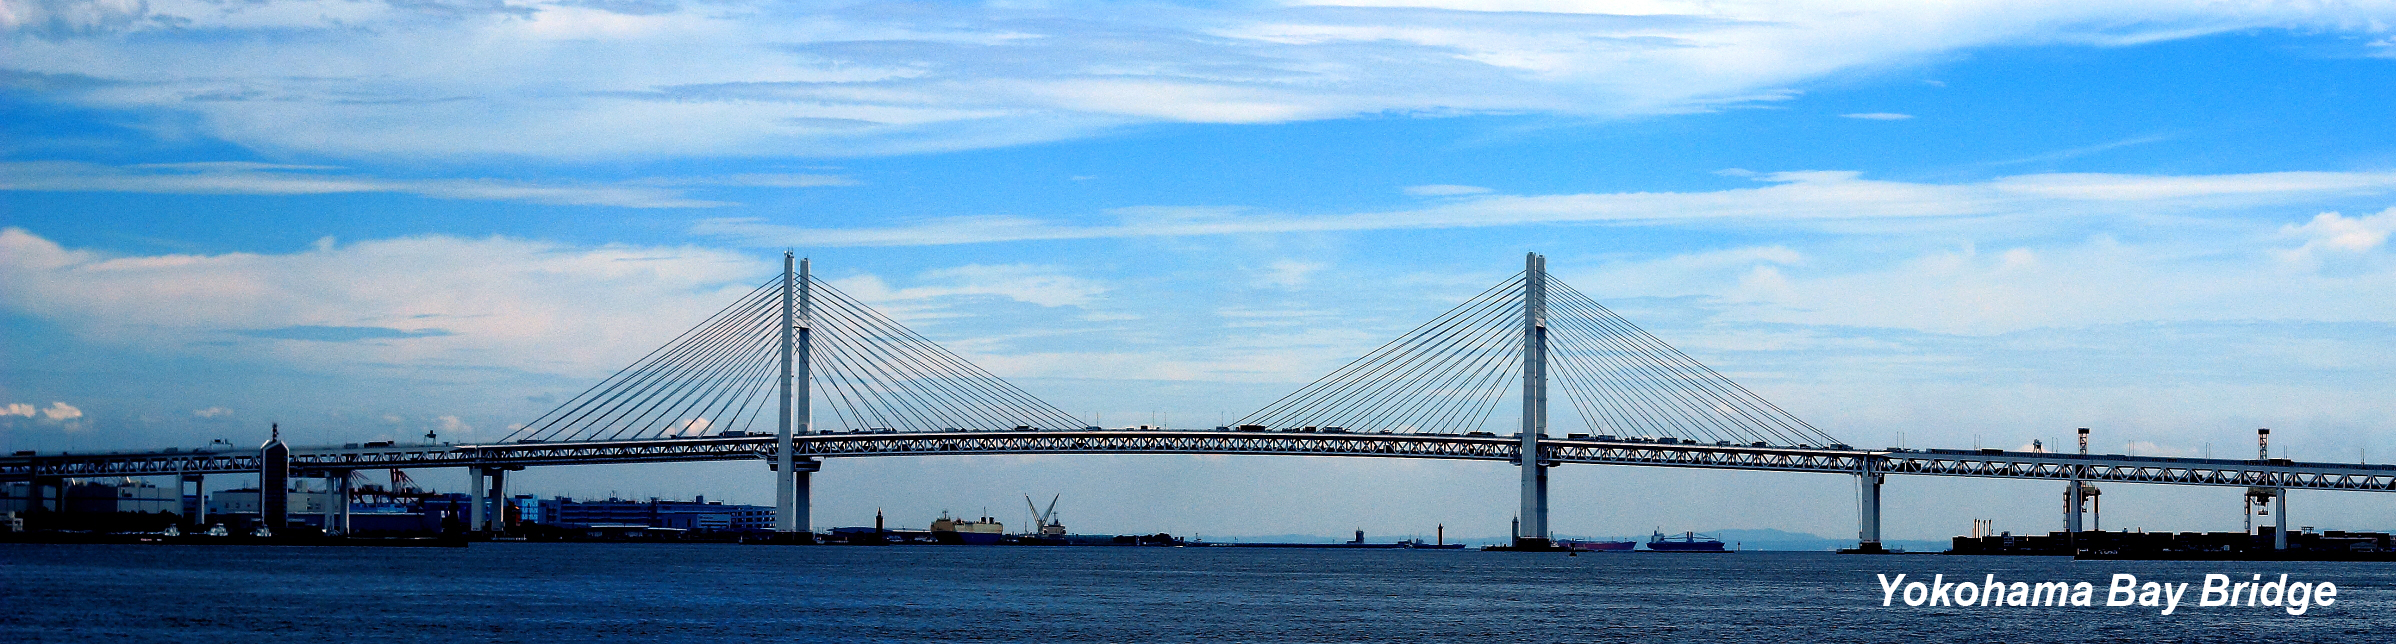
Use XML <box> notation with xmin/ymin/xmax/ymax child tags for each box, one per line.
<box><xmin>206</xmin><ymin>486</ymin><xmax>337</xmax><ymax>516</ymax></box>
<box><xmin>0</xmin><ymin>479</ymin><xmax>179</xmax><ymax>514</ymax></box>
<box><xmin>6</xmin><ymin>255</ymin><xmax>2394</xmax><ymax>549</ymax></box>
<box><xmin>543</xmin><ymin>496</ymin><xmax>772</xmax><ymax>533</ymax></box>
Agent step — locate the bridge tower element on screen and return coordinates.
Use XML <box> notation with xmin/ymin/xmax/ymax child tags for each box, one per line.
<box><xmin>1516</xmin><ymin>252</ymin><xmax>1551</xmax><ymax>549</ymax></box>
<box><xmin>260</xmin><ymin>424</ymin><xmax>289</xmax><ymax>536</ymax></box>
<box><xmin>776</xmin><ymin>252</ymin><xmax>819</xmax><ymax>536</ymax></box>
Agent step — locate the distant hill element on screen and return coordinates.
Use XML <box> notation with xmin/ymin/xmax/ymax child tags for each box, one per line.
<box><xmin>1193</xmin><ymin>529</ymin><xmax>1950</xmax><ymax>551</ymax></box>
<box><xmin>1709</xmin><ymin>528</ymin><xmax>1947</xmax><ymax>552</ymax></box>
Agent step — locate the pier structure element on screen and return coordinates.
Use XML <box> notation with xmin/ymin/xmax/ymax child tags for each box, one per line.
<box><xmin>7</xmin><ymin>254</ymin><xmax>2396</xmax><ymax>546</ymax></box>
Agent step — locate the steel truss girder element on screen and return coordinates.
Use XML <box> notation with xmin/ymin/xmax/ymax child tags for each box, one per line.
<box><xmin>1879</xmin><ymin>452</ymin><xmax>2396</xmax><ymax>492</ymax></box>
<box><xmin>5</xmin><ymin>433</ymin><xmax>2393</xmax><ymax>493</ymax></box>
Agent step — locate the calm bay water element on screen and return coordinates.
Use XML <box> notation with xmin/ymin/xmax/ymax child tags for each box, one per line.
<box><xmin>3</xmin><ymin>543</ymin><xmax>2390</xmax><ymax>642</ymax></box>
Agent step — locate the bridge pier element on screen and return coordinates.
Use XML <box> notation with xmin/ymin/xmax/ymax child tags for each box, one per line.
<box><xmin>487</xmin><ymin>468</ymin><xmax>508</xmax><ymax>533</ymax></box>
<box><xmin>1856</xmin><ymin>472</ymin><xmax>1883</xmax><ymax>551</ymax></box>
<box><xmin>2065</xmin><ymin>427</ymin><xmax>2087</xmax><ymax>552</ymax></box>
<box><xmin>30</xmin><ymin>477</ymin><xmax>61</xmax><ymax>517</ymax></box>
<box><xmin>2274</xmin><ymin>490</ymin><xmax>2288</xmax><ymax>550</ymax></box>
<box><xmin>180</xmin><ymin>473</ymin><xmax>206</xmax><ymax>528</ymax></box>
<box><xmin>321</xmin><ymin>471</ymin><xmax>351</xmax><ymax>535</ymax></box>
<box><xmin>466</xmin><ymin>467</ymin><xmax>481</xmax><ymax>533</ymax></box>
<box><xmin>791</xmin><ymin>458</ymin><xmax>818</xmax><ymax>534</ymax></box>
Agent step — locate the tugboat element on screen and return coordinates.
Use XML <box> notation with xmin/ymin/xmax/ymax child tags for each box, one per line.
<box><xmin>1556</xmin><ymin>537</ymin><xmax>1638</xmax><ymax>552</ymax></box>
<box><xmin>930</xmin><ymin>510</ymin><xmax>1005</xmax><ymax>545</ymax></box>
<box><xmin>1644</xmin><ymin>529</ymin><xmax>1728</xmax><ymax>552</ymax></box>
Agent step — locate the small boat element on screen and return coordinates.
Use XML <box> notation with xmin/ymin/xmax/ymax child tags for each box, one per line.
<box><xmin>1556</xmin><ymin>538</ymin><xmax>1637</xmax><ymax>552</ymax></box>
<box><xmin>1644</xmin><ymin>529</ymin><xmax>1728</xmax><ymax>552</ymax></box>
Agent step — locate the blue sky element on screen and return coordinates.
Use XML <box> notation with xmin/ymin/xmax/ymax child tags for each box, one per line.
<box><xmin>5</xmin><ymin>0</ymin><xmax>2395</xmax><ymax>541</ymax></box>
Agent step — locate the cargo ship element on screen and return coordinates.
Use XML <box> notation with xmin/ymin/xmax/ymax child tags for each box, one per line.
<box><xmin>1645</xmin><ymin>529</ymin><xmax>1728</xmax><ymax>552</ymax></box>
<box><xmin>1556</xmin><ymin>538</ymin><xmax>1637</xmax><ymax>552</ymax></box>
<box><xmin>929</xmin><ymin>511</ymin><xmax>1004</xmax><ymax>545</ymax></box>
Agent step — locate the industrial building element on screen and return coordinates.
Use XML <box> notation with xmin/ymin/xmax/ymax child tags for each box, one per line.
<box><xmin>539</xmin><ymin>496</ymin><xmax>773</xmax><ymax>533</ymax></box>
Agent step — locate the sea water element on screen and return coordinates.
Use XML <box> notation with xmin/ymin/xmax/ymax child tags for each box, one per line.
<box><xmin>2</xmin><ymin>544</ymin><xmax>2389</xmax><ymax>642</ymax></box>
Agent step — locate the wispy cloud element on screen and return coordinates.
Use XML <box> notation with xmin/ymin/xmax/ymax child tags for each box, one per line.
<box><xmin>1840</xmin><ymin>112</ymin><xmax>1913</xmax><ymax>120</ymax></box>
<box><xmin>692</xmin><ymin>169</ymin><xmax>2396</xmax><ymax>247</ymax></box>
<box><xmin>0</xmin><ymin>227</ymin><xmax>770</xmax><ymax>378</ymax></box>
<box><xmin>8</xmin><ymin>1</ymin><xmax>2394</xmax><ymax>159</ymax></box>
<box><xmin>238</xmin><ymin>325</ymin><xmax>455</xmax><ymax>342</ymax></box>
<box><xmin>1983</xmin><ymin>133</ymin><xmax>2176</xmax><ymax>166</ymax></box>
<box><xmin>0</xmin><ymin>161</ymin><xmax>734</xmax><ymax>208</ymax></box>
<box><xmin>830</xmin><ymin>264</ymin><xmax>1107</xmax><ymax>309</ymax></box>
<box><xmin>1403</xmin><ymin>184</ymin><xmax>1493</xmax><ymax>196</ymax></box>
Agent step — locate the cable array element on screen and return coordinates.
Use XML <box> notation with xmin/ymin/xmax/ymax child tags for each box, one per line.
<box><xmin>503</xmin><ymin>274</ymin><xmax>1083</xmax><ymax>443</ymax></box>
<box><xmin>803</xmin><ymin>276</ymin><xmax>1085</xmax><ymax>433</ymax></box>
<box><xmin>499</xmin><ymin>263</ymin><xmax>1836</xmax><ymax>446</ymax></box>
<box><xmin>1234</xmin><ymin>274</ymin><xmax>1527</xmax><ymax>435</ymax></box>
<box><xmin>1544</xmin><ymin>281</ymin><xmax>1842</xmax><ymax>447</ymax></box>
<box><xmin>1234</xmin><ymin>271</ymin><xmax>1842</xmax><ymax>447</ymax></box>
<box><xmin>508</xmin><ymin>279</ymin><xmax>785</xmax><ymax>442</ymax></box>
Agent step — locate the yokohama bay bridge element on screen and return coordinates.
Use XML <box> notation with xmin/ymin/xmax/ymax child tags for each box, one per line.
<box><xmin>6</xmin><ymin>253</ymin><xmax>2393</xmax><ymax>550</ymax></box>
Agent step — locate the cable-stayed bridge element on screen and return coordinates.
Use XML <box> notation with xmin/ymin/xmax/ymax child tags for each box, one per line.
<box><xmin>6</xmin><ymin>253</ymin><xmax>2391</xmax><ymax>550</ymax></box>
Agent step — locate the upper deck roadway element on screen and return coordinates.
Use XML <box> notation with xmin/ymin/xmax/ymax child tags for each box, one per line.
<box><xmin>8</xmin><ymin>429</ymin><xmax>2393</xmax><ymax>493</ymax></box>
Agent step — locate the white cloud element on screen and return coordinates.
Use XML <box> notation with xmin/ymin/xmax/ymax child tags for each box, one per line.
<box><xmin>7</xmin><ymin>1</ymin><xmax>2395</xmax><ymax>159</ymax></box>
<box><xmin>1404</xmin><ymin>184</ymin><xmax>1493</xmax><ymax>196</ymax></box>
<box><xmin>191</xmin><ymin>406</ymin><xmax>234</xmax><ymax>418</ymax></box>
<box><xmin>1575</xmin><ymin>229</ymin><xmax>2396</xmax><ymax>336</ymax></box>
<box><xmin>2</xmin><ymin>401</ymin><xmax>86</xmax><ymax>423</ymax></box>
<box><xmin>1841</xmin><ymin>112</ymin><xmax>1913</xmax><ymax>120</ymax></box>
<box><xmin>694</xmin><ymin>169</ymin><xmax>2396</xmax><ymax>247</ymax></box>
<box><xmin>40</xmin><ymin>401</ymin><xmax>82</xmax><ymax>421</ymax></box>
<box><xmin>0</xmin><ymin>228</ymin><xmax>1123</xmax><ymax>382</ymax></box>
<box><xmin>829</xmin><ymin>264</ymin><xmax>1105</xmax><ymax>309</ymax></box>
<box><xmin>0</xmin><ymin>227</ymin><xmax>772</xmax><ymax>378</ymax></box>
<box><xmin>1255</xmin><ymin>260</ymin><xmax>1328</xmax><ymax>290</ymax></box>
<box><xmin>2282</xmin><ymin>207</ymin><xmax>2395</xmax><ymax>254</ymax></box>
<box><xmin>1</xmin><ymin>0</ymin><xmax>146</xmax><ymax>37</ymax></box>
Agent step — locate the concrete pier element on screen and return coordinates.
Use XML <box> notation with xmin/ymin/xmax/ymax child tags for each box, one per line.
<box><xmin>1857</xmin><ymin>471</ymin><xmax>1882</xmax><ymax>549</ymax></box>
<box><xmin>180</xmin><ymin>473</ymin><xmax>206</xmax><ymax>527</ymax></box>
<box><xmin>466</xmin><ymin>466</ymin><xmax>484</xmax><ymax>534</ymax></box>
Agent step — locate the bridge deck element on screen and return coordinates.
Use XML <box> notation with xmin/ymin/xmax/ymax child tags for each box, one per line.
<box><xmin>6</xmin><ymin>430</ymin><xmax>2393</xmax><ymax>493</ymax></box>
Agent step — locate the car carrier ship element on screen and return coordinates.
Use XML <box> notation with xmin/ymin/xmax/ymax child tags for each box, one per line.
<box><xmin>1645</xmin><ymin>529</ymin><xmax>1728</xmax><ymax>552</ymax></box>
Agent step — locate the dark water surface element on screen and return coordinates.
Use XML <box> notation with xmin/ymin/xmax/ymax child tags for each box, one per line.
<box><xmin>3</xmin><ymin>543</ymin><xmax>2390</xmax><ymax>642</ymax></box>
